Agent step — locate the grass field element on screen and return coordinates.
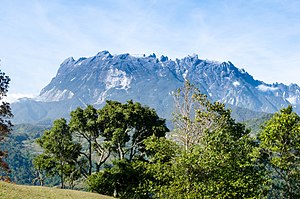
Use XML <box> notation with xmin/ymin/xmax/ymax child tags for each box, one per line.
<box><xmin>0</xmin><ymin>181</ymin><xmax>114</xmax><ymax>199</ymax></box>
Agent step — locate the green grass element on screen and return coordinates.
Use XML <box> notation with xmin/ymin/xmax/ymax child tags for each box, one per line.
<box><xmin>0</xmin><ymin>181</ymin><xmax>114</xmax><ymax>199</ymax></box>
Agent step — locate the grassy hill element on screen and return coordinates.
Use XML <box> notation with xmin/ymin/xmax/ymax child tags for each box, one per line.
<box><xmin>0</xmin><ymin>181</ymin><xmax>114</xmax><ymax>199</ymax></box>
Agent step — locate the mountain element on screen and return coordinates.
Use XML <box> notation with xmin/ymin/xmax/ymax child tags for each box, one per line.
<box><xmin>11</xmin><ymin>50</ymin><xmax>300</xmax><ymax>124</ymax></box>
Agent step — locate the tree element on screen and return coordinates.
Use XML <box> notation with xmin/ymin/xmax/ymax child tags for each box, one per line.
<box><xmin>32</xmin><ymin>154</ymin><xmax>55</xmax><ymax>186</ymax></box>
<box><xmin>258</xmin><ymin>106</ymin><xmax>300</xmax><ymax>198</ymax></box>
<box><xmin>165</xmin><ymin>81</ymin><xmax>268</xmax><ymax>198</ymax></box>
<box><xmin>98</xmin><ymin>100</ymin><xmax>168</xmax><ymax>161</ymax></box>
<box><xmin>87</xmin><ymin>136</ymin><xmax>179</xmax><ymax>198</ymax></box>
<box><xmin>34</xmin><ymin>119</ymin><xmax>81</xmax><ymax>188</ymax></box>
<box><xmin>172</xmin><ymin>81</ymin><xmax>201</xmax><ymax>150</ymax></box>
<box><xmin>87</xmin><ymin>100</ymin><xmax>169</xmax><ymax>197</ymax></box>
<box><xmin>87</xmin><ymin>159</ymin><xmax>144</xmax><ymax>198</ymax></box>
<box><xmin>172</xmin><ymin>80</ymin><xmax>226</xmax><ymax>151</ymax></box>
<box><xmin>158</xmin><ymin>110</ymin><xmax>267</xmax><ymax>197</ymax></box>
<box><xmin>69</xmin><ymin>105</ymin><xmax>108</xmax><ymax>175</ymax></box>
<box><xmin>138</xmin><ymin>135</ymin><xmax>179</xmax><ymax>198</ymax></box>
<box><xmin>0</xmin><ymin>68</ymin><xmax>13</xmax><ymax>175</ymax></box>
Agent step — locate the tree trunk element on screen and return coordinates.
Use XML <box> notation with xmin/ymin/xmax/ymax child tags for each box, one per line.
<box><xmin>89</xmin><ymin>140</ymin><xmax>92</xmax><ymax>175</ymax></box>
<box><xmin>118</xmin><ymin>143</ymin><xmax>124</xmax><ymax>160</ymax></box>
<box><xmin>95</xmin><ymin>164</ymin><xmax>100</xmax><ymax>172</ymax></box>
<box><xmin>61</xmin><ymin>161</ymin><xmax>64</xmax><ymax>189</ymax></box>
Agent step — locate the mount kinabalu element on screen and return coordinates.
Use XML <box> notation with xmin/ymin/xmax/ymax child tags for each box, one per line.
<box><xmin>11</xmin><ymin>50</ymin><xmax>300</xmax><ymax>124</ymax></box>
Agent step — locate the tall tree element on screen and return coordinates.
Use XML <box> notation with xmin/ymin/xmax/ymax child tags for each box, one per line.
<box><xmin>258</xmin><ymin>106</ymin><xmax>300</xmax><ymax>198</ymax></box>
<box><xmin>34</xmin><ymin>119</ymin><xmax>81</xmax><ymax>188</ymax></box>
<box><xmin>166</xmin><ymin>81</ymin><xmax>267</xmax><ymax>198</ymax></box>
<box><xmin>173</xmin><ymin>81</ymin><xmax>197</xmax><ymax>151</ymax></box>
<box><xmin>0</xmin><ymin>68</ymin><xmax>13</xmax><ymax>174</ymax></box>
<box><xmin>98</xmin><ymin>100</ymin><xmax>168</xmax><ymax>161</ymax></box>
<box><xmin>173</xmin><ymin>80</ymin><xmax>211</xmax><ymax>150</ymax></box>
<box><xmin>69</xmin><ymin>105</ymin><xmax>110</xmax><ymax>174</ymax></box>
<box><xmin>87</xmin><ymin>101</ymin><xmax>169</xmax><ymax>198</ymax></box>
<box><xmin>69</xmin><ymin>105</ymin><xmax>104</xmax><ymax>175</ymax></box>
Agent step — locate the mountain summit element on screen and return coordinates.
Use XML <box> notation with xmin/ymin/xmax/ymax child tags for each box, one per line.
<box><xmin>12</xmin><ymin>51</ymin><xmax>300</xmax><ymax>124</ymax></box>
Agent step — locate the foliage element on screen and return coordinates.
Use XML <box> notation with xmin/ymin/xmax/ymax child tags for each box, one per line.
<box><xmin>0</xmin><ymin>123</ymin><xmax>50</xmax><ymax>184</ymax></box>
<box><xmin>87</xmin><ymin>85</ymin><xmax>268</xmax><ymax>198</ymax></box>
<box><xmin>157</xmin><ymin>118</ymin><xmax>266</xmax><ymax>198</ymax></box>
<box><xmin>0</xmin><ymin>69</ymin><xmax>13</xmax><ymax>174</ymax></box>
<box><xmin>257</xmin><ymin>106</ymin><xmax>300</xmax><ymax>198</ymax></box>
<box><xmin>168</xmin><ymin>125</ymin><xmax>266</xmax><ymax>198</ymax></box>
<box><xmin>87</xmin><ymin>159</ymin><xmax>144</xmax><ymax>198</ymax></box>
<box><xmin>139</xmin><ymin>136</ymin><xmax>179</xmax><ymax>198</ymax></box>
<box><xmin>87</xmin><ymin>136</ymin><xmax>178</xmax><ymax>198</ymax></box>
<box><xmin>148</xmin><ymin>81</ymin><xmax>268</xmax><ymax>198</ymax></box>
<box><xmin>172</xmin><ymin>81</ymin><xmax>204</xmax><ymax>150</ymax></box>
<box><xmin>0</xmin><ymin>135</ymin><xmax>35</xmax><ymax>184</ymax></box>
<box><xmin>21</xmin><ymin>84</ymin><xmax>299</xmax><ymax>198</ymax></box>
<box><xmin>69</xmin><ymin>105</ymin><xmax>104</xmax><ymax>176</ymax></box>
<box><xmin>98</xmin><ymin>100</ymin><xmax>168</xmax><ymax>161</ymax></box>
<box><xmin>86</xmin><ymin>101</ymin><xmax>169</xmax><ymax>198</ymax></box>
<box><xmin>33</xmin><ymin>118</ymin><xmax>81</xmax><ymax>188</ymax></box>
<box><xmin>31</xmin><ymin>100</ymin><xmax>169</xmax><ymax>193</ymax></box>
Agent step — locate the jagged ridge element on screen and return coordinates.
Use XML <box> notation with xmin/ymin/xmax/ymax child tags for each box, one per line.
<box><xmin>11</xmin><ymin>51</ymin><xmax>300</xmax><ymax>124</ymax></box>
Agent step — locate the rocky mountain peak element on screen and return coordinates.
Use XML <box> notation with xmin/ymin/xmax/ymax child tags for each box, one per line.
<box><xmin>11</xmin><ymin>51</ymin><xmax>300</xmax><ymax>124</ymax></box>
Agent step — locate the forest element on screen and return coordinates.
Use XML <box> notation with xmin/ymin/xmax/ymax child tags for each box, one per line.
<box><xmin>1</xmin><ymin>72</ymin><xmax>300</xmax><ymax>198</ymax></box>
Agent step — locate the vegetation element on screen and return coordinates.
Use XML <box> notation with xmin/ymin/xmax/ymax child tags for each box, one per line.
<box><xmin>256</xmin><ymin>106</ymin><xmax>300</xmax><ymax>198</ymax></box>
<box><xmin>87</xmin><ymin>82</ymin><xmax>268</xmax><ymax>198</ymax></box>
<box><xmin>34</xmin><ymin>118</ymin><xmax>81</xmax><ymax>188</ymax></box>
<box><xmin>0</xmin><ymin>69</ymin><xmax>13</xmax><ymax>177</ymax></box>
<box><xmin>32</xmin><ymin>100</ymin><xmax>168</xmax><ymax>194</ymax></box>
<box><xmin>167</xmin><ymin>82</ymin><xmax>267</xmax><ymax>198</ymax></box>
<box><xmin>97</xmin><ymin>100</ymin><xmax>168</xmax><ymax>162</ymax></box>
<box><xmin>2</xmin><ymin>80</ymin><xmax>300</xmax><ymax>198</ymax></box>
<box><xmin>0</xmin><ymin>123</ymin><xmax>50</xmax><ymax>184</ymax></box>
<box><xmin>69</xmin><ymin>105</ymin><xmax>100</xmax><ymax>176</ymax></box>
<box><xmin>106</xmin><ymin>82</ymin><xmax>267</xmax><ymax>198</ymax></box>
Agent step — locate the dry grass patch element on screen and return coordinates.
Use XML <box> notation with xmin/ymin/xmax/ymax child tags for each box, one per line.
<box><xmin>0</xmin><ymin>181</ymin><xmax>114</xmax><ymax>199</ymax></box>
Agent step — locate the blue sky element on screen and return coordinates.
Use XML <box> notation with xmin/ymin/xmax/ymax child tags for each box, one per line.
<box><xmin>1</xmin><ymin>0</ymin><xmax>300</xmax><ymax>102</ymax></box>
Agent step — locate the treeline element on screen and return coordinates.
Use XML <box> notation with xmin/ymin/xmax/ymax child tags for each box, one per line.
<box><xmin>32</xmin><ymin>100</ymin><xmax>168</xmax><ymax>191</ymax></box>
<box><xmin>29</xmin><ymin>81</ymin><xmax>300</xmax><ymax>198</ymax></box>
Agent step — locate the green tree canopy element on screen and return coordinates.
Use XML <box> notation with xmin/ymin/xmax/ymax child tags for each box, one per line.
<box><xmin>34</xmin><ymin>118</ymin><xmax>81</xmax><ymax>188</ymax></box>
<box><xmin>88</xmin><ymin>85</ymin><xmax>267</xmax><ymax>198</ymax></box>
<box><xmin>0</xmin><ymin>69</ymin><xmax>13</xmax><ymax>175</ymax></box>
<box><xmin>87</xmin><ymin>100</ymin><xmax>169</xmax><ymax>198</ymax></box>
<box><xmin>98</xmin><ymin>100</ymin><xmax>169</xmax><ymax>161</ymax></box>
<box><xmin>258</xmin><ymin>105</ymin><xmax>300</xmax><ymax>198</ymax></box>
<box><xmin>154</xmin><ymin>81</ymin><xmax>268</xmax><ymax>198</ymax></box>
<box><xmin>69</xmin><ymin>105</ymin><xmax>106</xmax><ymax>175</ymax></box>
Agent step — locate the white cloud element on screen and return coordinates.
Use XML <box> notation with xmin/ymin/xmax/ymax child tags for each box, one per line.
<box><xmin>257</xmin><ymin>85</ymin><xmax>278</xmax><ymax>92</ymax></box>
<box><xmin>3</xmin><ymin>93</ymin><xmax>36</xmax><ymax>103</ymax></box>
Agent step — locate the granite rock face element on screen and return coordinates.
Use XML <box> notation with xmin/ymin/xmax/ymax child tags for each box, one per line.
<box><xmin>12</xmin><ymin>51</ymin><xmax>300</xmax><ymax>124</ymax></box>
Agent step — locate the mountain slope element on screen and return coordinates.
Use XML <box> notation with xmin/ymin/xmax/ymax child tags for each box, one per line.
<box><xmin>11</xmin><ymin>51</ymin><xmax>300</xmax><ymax>124</ymax></box>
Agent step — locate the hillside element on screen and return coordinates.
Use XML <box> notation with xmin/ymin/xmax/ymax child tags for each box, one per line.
<box><xmin>0</xmin><ymin>181</ymin><xmax>113</xmax><ymax>199</ymax></box>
